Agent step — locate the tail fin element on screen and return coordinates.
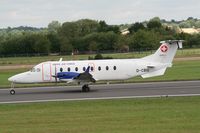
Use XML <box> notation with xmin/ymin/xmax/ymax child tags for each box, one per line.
<box><xmin>140</xmin><ymin>40</ymin><xmax>183</xmax><ymax>78</ymax></box>
<box><xmin>142</xmin><ymin>40</ymin><xmax>183</xmax><ymax>63</ymax></box>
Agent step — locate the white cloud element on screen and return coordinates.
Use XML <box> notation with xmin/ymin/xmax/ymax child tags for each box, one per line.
<box><xmin>0</xmin><ymin>0</ymin><xmax>200</xmax><ymax>28</ymax></box>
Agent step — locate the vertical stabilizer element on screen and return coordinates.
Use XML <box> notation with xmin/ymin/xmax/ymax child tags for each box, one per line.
<box><xmin>142</xmin><ymin>40</ymin><xmax>183</xmax><ymax>63</ymax></box>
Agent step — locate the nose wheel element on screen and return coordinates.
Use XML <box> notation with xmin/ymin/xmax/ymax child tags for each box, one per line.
<box><xmin>10</xmin><ymin>82</ymin><xmax>15</xmax><ymax>95</ymax></box>
<box><xmin>10</xmin><ymin>89</ymin><xmax>15</xmax><ymax>95</ymax></box>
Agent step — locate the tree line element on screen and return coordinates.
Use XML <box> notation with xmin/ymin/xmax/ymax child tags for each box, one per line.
<box><xmin>0</xmin><ymin>17</ymin><xmax>200</xmax><ymax>56</ymax></box>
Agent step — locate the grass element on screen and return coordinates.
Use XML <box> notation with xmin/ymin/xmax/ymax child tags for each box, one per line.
<box><xmin>0</xmin><ymin>49</ymin><xmax>200</xmax><ymax>133</ymax></box>
<box><xmin>1</xmin><ymin>60</ymin><xmax>200</xmax><ymax>88</ymax></box>
<box><xmin>0</xmin><ymin>96</ymin><xmax>200</xmax><ymax>133</ymax></box>
<box><xmin>0</xmin><ymin>48</ymin><xmax>200</xmax><ymax>65</ymax></box>
<box><xmin>0</xmin><ymin>55</ymin><xmax>89</xmax><ymax>65</ymax></box>
<box><xmin>0</xmin><ymin>69</ymin><xmax>27</xmax><ymax>88</ymax></box>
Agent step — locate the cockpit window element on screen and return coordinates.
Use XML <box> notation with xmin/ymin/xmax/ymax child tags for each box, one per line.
<box><xmin>31</xmin><ymin>67</ymin><xmax>41</xmax><ymax>72</ymax></box>
<box><xmin>37</xmin><ymin>68</ymin><xmax>41</xmax><ymax>72</ymax></box>
<box><xmin>31</xmin><ymin>68</ymin><xmax>36</xmax><ymax>72</ymax></box>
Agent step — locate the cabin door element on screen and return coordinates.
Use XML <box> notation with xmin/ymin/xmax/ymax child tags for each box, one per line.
<box><xmin>42</xmin><ymin>63</ymin><xmax>52</xmax><ymax>81</ymax></box>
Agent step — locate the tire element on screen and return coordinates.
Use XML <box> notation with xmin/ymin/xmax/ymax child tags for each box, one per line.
<box><xmin>82</xmin><ymin>85</ymin><xmax>90</xmax><ymax>92</ymax></box>
<box><xmin>10</xmin><ymin>89</ymin><xmax>15</xmax><ymax>95</ymax></box>
<box><xmin>85</xmin><ymin>87</ymin><xmax>90</xmax><ymax>92</ymax></box>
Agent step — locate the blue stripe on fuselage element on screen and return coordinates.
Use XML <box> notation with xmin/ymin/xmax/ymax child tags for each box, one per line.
<box><xmin>57</xmin><ymin>72</ymin><xmax>79</xmax><ymax>79</ymax></box>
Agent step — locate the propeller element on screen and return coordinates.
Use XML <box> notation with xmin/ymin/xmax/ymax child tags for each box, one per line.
<box><xmin>52</xmin><ymin>66</ymin><xmax>58</xmax><ymax>84</ymax></box>
<box><xmin>55</xmin><ymin>66</ymin><xmax>58</xmax><ymax>83</ymax></box>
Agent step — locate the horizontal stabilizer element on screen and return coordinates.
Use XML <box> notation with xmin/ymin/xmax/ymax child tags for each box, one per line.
<box><xmin>147</xmin><ymin>65</ymin><xmax>155</xmax><ymax>68</ymax></box>
<box><xmin>146</xmin><ymin>63</ymin><xmax>172</xmax><ymax>69</ymax></box>
<box><xmin>160</xmin><ymin>40</ymin><xmax>184</xmax><ymax>49</ymax></box>
<box><xmin>141</xmin><ymin>68</ymin><xmax>166</xmax><ymax>78</ymax></box>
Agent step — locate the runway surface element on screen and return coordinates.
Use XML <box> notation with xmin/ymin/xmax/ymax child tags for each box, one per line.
<box><xmin>0</xmin><ymin>80</ymin><xmax>200</xmax><ymax>104</ymax></box>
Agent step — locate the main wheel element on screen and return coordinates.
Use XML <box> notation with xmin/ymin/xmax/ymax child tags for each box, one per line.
<box><xmin>82</xmin><ymin>85</ymin><xmax>90</xmax><ymax>92</ymax></box>
<box><xmin>10</xmin><ymin>89</ymin><xmax>15</xmax><ymax>95</ymax></box>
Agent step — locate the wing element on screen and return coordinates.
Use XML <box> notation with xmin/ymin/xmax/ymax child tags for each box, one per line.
<box><xmin>53</xmin><ymin>66</ymin><xmax>96</xmax><ymax>83</ymax></box>
<box><xmin>73</xmin><ymin>66</ymin><xmax>96</xmax><ymax>83</ymax></box>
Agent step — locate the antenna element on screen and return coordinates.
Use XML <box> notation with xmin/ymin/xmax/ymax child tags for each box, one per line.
<box><xmin>59</xmin><ymin>58</ymin><xmax>63</xmax><ymax>62</ymax></box>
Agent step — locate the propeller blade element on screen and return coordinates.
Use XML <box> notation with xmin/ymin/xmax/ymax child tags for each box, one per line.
<box><xmin>54</xmin><ymin>66</ymin><xmax>58</xmax><ymax>83</ymax></box>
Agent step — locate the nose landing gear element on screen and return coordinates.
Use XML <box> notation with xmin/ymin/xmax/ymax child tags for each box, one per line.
<box><xmin>10</xmin><ymin>89</ymin><xmax>15</xmax><ymax>95</ymax></box>
<box><xmin>10</xmin><ymin>82</ymin><xmax>15</xmax><ymax>95</ymax></box>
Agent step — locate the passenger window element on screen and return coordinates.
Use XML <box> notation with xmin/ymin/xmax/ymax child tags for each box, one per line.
<box><xmin>113</xmin><ymin>66</ymin><xmax>117</xmax><ymax>70</ymax></box>
<box><xmin>75</xmin><ymin>67</ymin><xmax>78</xmax><ymax>71</ymax></box>
<box><xmin>83</xmin><ymin>67</ymin><xmax>86</xmax><ymax>71</ymax></box>
<box><xmin>91</xmin><ymin>67</ymin><xmax>94</xmax><ymax>71</ymax></box>
<box><xmin>98</xmin><ymin>66</ymin><xmax>101</xmax><ymax>71</ymax></box>
<box><xmin>106</xmin><ymin>66</ymin><xmax>109</xmax><ymax>71</ymax></box>
<box><xmin>67</xmin><ymin>67</ymin><xmax>70</xmax><ymax>72</ymax></box>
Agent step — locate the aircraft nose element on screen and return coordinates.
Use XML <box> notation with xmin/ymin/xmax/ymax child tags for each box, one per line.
<box><xmin>8</xmin><ymin>76</ymin><xmax>16</xmax><ymax>82</ymax></box>
<box><xmin>8</xmin><ymin>72</ymin><xmax>26</xmax><ymax>83</ymax></box>
<box><xmin>8</xmin><ymin>71</ymin><xmax>32</xmax><ymax>83</ymax></box>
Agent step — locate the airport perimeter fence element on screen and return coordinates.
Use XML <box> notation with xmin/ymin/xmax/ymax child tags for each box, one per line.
<box><xmin>0</xmin><ymin>48</ymin><xmax>200</xmax><ymax>58</ymax></box>
<box><xmin>0</xmin><ymin>49</ymin><xmax>154</xmax><ymax>58</ymax></box>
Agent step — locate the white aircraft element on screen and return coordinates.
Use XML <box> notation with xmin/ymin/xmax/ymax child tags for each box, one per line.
<box><xmin>8</xmin><ymin>40</ymin><xmax>183</xmax><ymax>95</ymax></box>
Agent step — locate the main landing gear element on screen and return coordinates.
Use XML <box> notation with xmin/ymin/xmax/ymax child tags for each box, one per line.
<box><xmin>82</xmin><ymin>84</ymin><xmax>90</xmax><ymax>92</ymax></box>
<box><xmin>10</xmin><ymin>82</ymin><xmax>15</xmax><ymax>95</ymax></box>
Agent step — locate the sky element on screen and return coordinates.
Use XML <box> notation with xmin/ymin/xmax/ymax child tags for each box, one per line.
<box><xmin>0</xmin><ymin>0</ymin><xmax>200</xmax><ymax>28</ymax></box>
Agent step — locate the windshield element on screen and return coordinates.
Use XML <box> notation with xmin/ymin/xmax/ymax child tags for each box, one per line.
<box><xmin>30</xmin><ymin>67</ymin><xmax>41</xmax><ymax>72</ymax></box>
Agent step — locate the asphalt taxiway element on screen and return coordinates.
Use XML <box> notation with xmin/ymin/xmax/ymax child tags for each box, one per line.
<box><xmin>0</xmin><ymin>80</ymin><xmax>200</xmax><ymax>104</ymax></box>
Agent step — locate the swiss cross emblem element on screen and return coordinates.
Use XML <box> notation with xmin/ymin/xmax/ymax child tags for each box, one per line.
<box><xmin>160</xmin><ymin>44</ymin><xmax>168</xmax><ymax>53</ymax></box>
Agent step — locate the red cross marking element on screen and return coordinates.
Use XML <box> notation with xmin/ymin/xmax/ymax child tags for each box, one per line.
<box><xmin>160</xmin><ymin>44</ymin><xmax>168</xmax><ymax>53</ymax></box>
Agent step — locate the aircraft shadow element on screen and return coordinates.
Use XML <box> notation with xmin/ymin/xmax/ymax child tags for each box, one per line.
<box><xmin>16</xmin><ymin>89</ymin><xmax>99</xmax><ymax>95</ymax></box>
